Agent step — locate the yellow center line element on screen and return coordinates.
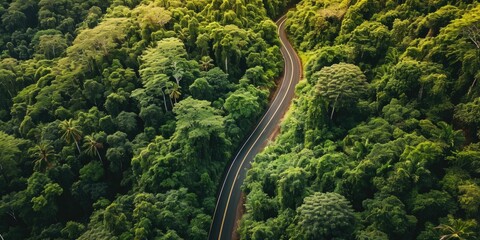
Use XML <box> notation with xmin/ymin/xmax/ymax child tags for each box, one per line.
<box><xmin>208</xmin><ymin>15</ymin><xmax>289</xmax><ymax>238</ymax></box>
<box><xmin>215</xmin><ymin>16</ymin><xmax>297</xmax><ymax>240</ymax></box>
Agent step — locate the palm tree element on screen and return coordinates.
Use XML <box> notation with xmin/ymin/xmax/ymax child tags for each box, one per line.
<box><xmin>199</xmin><ymin>56</ymin><xmax>214</xmax><ymax>71</ymax></box>
<box><xmin>83</xmin><ymin>135</ymin><xmax>103</xmax><ymax>162</ymax></box>
<box><xmin>31</xmin><ymin>142</ymin><xmax>55</xmax><ymax>172</ymax></box>
<box><xmin>169</xmin><ymin>83</ymin><xmax>182</xmax><ymax>104</ymax></box>
<box><xmin>434</xmin><ymin>121</ymin><xmax>465</xmax><ymax>148</ymax></box>
<box><xmin>59</xmin><ymin>119</ymin><xmax>82</xmax><ymax>153</ymax></box>
<box><xmin>436</xmin><ymin>217</ymin><xmax>477</xmax><ymax>240</ymax></box>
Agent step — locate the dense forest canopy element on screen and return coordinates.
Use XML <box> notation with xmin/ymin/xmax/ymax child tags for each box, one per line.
<box><xmin>1</xmin><ymin>0</ymin><xmax>479</xmax><ymax>240</ymax></box>
<box><xmin>240</xmin><ymin>0</ymin><xmax>480</xmax><ymax>239</ymax></box>
<box><xmin>0</xmin><ymin>0</ymin><xmax>293</xmax><ymax>239</ymax></box>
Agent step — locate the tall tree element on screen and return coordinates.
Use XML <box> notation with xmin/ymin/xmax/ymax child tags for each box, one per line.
<box><xmin>59</xmin><ymin>119</ymin><xmax>82</xmax><ymax>153</ymax></box>
<box><xmin>291</xmin><ymin>192</ymin><xmax>356</xmax><ymax>239</ymax></box>
<box><xmin>173</xmin><ymin>97</ymin><xmax>229</xmax><ymax>163</ymax></box>
<box><xmin>30</xmin><ymin>142</ymin><xmax>56</xmax><ymax>172</ymax></box>
<box><xmin>199</xmin><ymin>56</ymin><xmax>214</xmax><ymax>71</ymax></box>
<box><xmin>35</xmin><ymin>34</ymin><xmax>67</xmax><ymax>59</ymax></box>
<box><xmin>133</xmin><ymin>3</ymin><xmax>172</xmax><ymax>31</ymax></box>
<box><xmin>83</xmin><ymin>135</ymin><xmax>103</xmax><ymax>163</ymax></box>
<box><xmin>436</xmin><ymin>216</ymin><xmax>478</xmax><ymax>240</ymax></box>
<box><xmin>168</xmin><ymin>83</ymin><xmax>181</xmax><ymax>104</ymax></box>
<box><xmin>312</xmin><ymin>63</ymin><xmax>369</xmax><ymax>119</ymax></box>
<box><xmin>64</xmin><ymin>18</ymin><xmax>129</xmax><ymax>73</ymax></box>
<box><xmin>0</xmin><ymin>132</ymin><xmax>26</xmax><ymax>190</ymax></box>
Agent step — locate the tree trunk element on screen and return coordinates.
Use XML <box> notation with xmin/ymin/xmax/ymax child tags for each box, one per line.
<box><xmin>162</xmin><ymin>90</ymin><xmax>168</xmax><ymax>112</ymax></box>
<box><xmin>0</xmin><ymin>82</ymin><xmax>13</xmax><ymax>98</ymax></box>
<box><xmin>330</xmin><ymin>105</ymin><xmax>336</xmax><ymax>120</ymax></box>
<box><xmin>175</xmin><ymin>77</ymin><xmax>180</xmax><ymax>86</ymax></box>
<box><xmin>468</xmin><ymin>77</ymin><xmax>477</xmax><ymax>96</ymax></box>
<box><xmin>96</xmin><ymin>148</ymin><xmax>103</xmax><ymax>163</ymax></box>
<box><xmin>169</xmin><ymin>95</ymin><xmax>174</xmax><ymax>109</ymax></box>
<box><xmin>330</xmin><ymin>94</ymin><xmax>340</xmax><ymax>120</ymax></box>
<box><xmin>7</xmin><ymin>209</ymin><xmax>17</xmax><ymax>221</ymax></box>
<box><xmin>427</xmin><ymin>28</ymin><xmax>434</xmax><ymax>37</ymax></box>
<box><xmin>74</xmin><ymin>140</ymin><xmax>81</xmax><ymax>154</ymax></box>
<box><xmin>225</xmin><ymin>56</ymin><xmax>228</xmax><ymax>73</ymax></box>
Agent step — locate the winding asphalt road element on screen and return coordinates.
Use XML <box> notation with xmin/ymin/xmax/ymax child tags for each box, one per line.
<box><xmin>208</xmin><ymin>16</ymin><xmax>302</xmax><ymax>240</ymax></box>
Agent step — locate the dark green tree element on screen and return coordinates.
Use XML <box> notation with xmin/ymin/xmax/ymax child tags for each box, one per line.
<box><xmin>291</xmin><ymin>192</ymin><xmax>356</xmax><ymax>240</ymax></box>
<box><xmin>59</xmin><ymin>119</ymin><xmax>82</xmax><ymax>153</ymax></box>
<box><xmin>30</xmin><ymin>142</ymin><xmax>56</xmax><ymax>172</ymax></box>
<box><xmin>83</xmin><ymin>135</ymin><xmax>103</xmax><ymax>162</ymax></box>
<box><xmin>311</xmin><ymin>63</ymin><xmax>368</xmax><ymax>119</ymax></box>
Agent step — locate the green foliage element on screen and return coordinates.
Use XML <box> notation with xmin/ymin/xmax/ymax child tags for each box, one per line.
<box><xmin>35</xmin><ymin>34</ymin><xmax>68</xmax><ymax>59</ymax></box>
<box><xmin>286</xmin><ymin>0</ymin><xmax>347</xmax><ymax>50</ymax></box>
<box><xmin>224</xmin><ymin>85</ymin><xmax>267</xmax><ymax>132</ymax></box>
<box><xmin>140</xmin><ymin>38</ymin><xmax>187</xmax><ymax>80</ymax></box>
<box><xmin>455</xmin><ymin>97</ymin><xmax>480</xmax><ymax>139</ymax></box>
<box><xmin>416</xmin><ymin>5</ymin><xmax>460</xmax><ymax>37</ymax></box>
<box><xmin>132</xmin><ymin>3</ymin><xmax>171</xmax><ymax>32</ymax></box>
<box><xmin>362</xmin><ymin>194</ymin><xmax>417</xmax><ymax>238</ymax></box>
<box><xmin>241</xmin><ymin>1</ymin><xmax>480</xmax><ymax>240</ymax></box>
<box><xmin>458</xmin><ymin>182</ymin><xmax>480</xmax><ymax>217</ymax></box>
<box><xmin>173</xmin><ymin>97</ymin><xmax>230</xmax><ymax>163</ymax></box>
<box><xmin>345</xmin><ymin>21</ymin><xmax>391</xmax><ymax>64</ymax></box>
<box><xmin>59</xmin><ymin>119</ymin><xmax>82</xmax><ymax>153</ymax></box>
<box><xmin>436</xmin><ymin>215</ymin><xmax>479</xmax><ymax>240</ymax></box>
<box><xmin>412</xmin><ymin>190</ymin><xmax>457</xmax><ymax>223</ymax></box>
<box><xmin>64</xmin><ymin>17</ymin><xmax>129</xmax><ymax>73</ymax></box>
<box><xmin>61</xmin><ymin>221</ymin><xmax>86</xmax><ymax>239</ymax></box>
<box><xmin>277</xmin><ymin>167</ymin><xmax>308</xmax><ymax>209</ymax></box>
<box><xmin>3</xmin><ymin>0</ymin><xmax>480</xmax><ymax>239</ymax></box>
<box><xmin>30</xmin><ymin>142</ymin><xmax>56</xmax><ymax>172</ymax></box>
<box><xmin>1</xmin><ymin>0</ymin><xmax>290</xmax><ymax>238</ymax></box>
<box><xmin>0</xmin><ymin>132</ymin><xmax>27</xmax><ymax>193</ymax></box>
<box><xmin>291</xmin><ymin>192</ymin><xmax>356</xmax><ymax>240</ymax></box>
<box><xmin>340</xmin><ymin>0</ymin><xmax>384</xmax><ymax>36</ymax></box>
<box><xmin>305</xmin><ymin>45</ymin><xmax>354</xmax><ymax>80</ymax></box>
<box><xmin>312</xmin><ymin>63</ymin><xmax>369</xmax><ymax>119</ymax></box>
<box><xmin>189</xmin><ymin>77</ymin><xmax>214</xmax><ymax>100</ymax></box>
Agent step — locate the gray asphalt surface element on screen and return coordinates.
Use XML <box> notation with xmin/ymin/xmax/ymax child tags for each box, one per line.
<box><xmin>208</xmin><ymin>15</ymin><xmax>302</xmax><ymax>240</ymax></box>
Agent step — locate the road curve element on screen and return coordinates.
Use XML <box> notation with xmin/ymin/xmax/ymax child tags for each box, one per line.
<box><xmin>208</xmin><ymin>16</ymin><xmax>302</xmax><ymax>240</ymax></box>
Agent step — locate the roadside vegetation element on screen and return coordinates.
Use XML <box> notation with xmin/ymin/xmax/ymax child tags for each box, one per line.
<box><xmin>0</xmin><ymin>0</ymin><xmax>293</xmax><ymax>239</ymax></box>
<box><xmin>240</xmin><ymin>0</ymin><xmax>480</xmax><ymax>239</ymax></box>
